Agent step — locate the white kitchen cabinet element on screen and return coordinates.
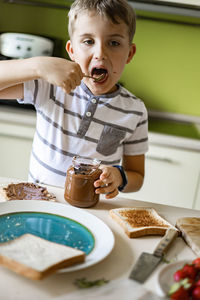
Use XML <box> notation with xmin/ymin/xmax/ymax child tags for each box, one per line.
<box><xmin>120</xmin><ymin>137</ymin><xmax>200</xmax><ymax>209</ymax></box>
<box><xmin>0</xmin><ymin>107</ymin><xmax>36</xmax><ymax>180</ymax></box>
<box><xmin>194</xmin><ymin>175</ymin><xmax>200</xmax><ymax>210</ymax></box>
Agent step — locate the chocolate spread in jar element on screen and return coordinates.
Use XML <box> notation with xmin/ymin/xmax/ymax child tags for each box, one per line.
<box><xmin>64</xmin><ymin>157</ymin><xmax>102</xmax><ymax>208</ymax></box>
<box><xmin>3</xmin><ymin>183</ymin><xmax>56</xmax><ymax>201</ymax></box>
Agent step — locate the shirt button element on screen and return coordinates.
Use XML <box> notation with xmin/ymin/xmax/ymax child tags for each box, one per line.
<box><xmin>86</xmin><ymin>111</ymin><xmax>92</xmax><ymax>117</ymax></box>
<box><xmin>91</xmin><ymin>98</ymin><xmax>97</xmax><ymax>104</ymax></box>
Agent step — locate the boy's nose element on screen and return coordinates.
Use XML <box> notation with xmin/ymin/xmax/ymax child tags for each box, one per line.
<box><xmin>94</xmin><ymin>43</ymin><xmax>107</xmax><ymax>60</ymax></box>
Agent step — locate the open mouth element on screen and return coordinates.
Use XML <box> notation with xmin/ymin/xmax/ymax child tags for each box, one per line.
<box><xmin>91</xmin><ymin>67</ymin><xmax>108</xmax><ymax>82</ymax></box>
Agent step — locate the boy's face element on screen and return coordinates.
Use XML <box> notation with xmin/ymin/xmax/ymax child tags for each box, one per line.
<box><xmin>66</xmin><ymin>11</ymin><xmax>136</xmax><ymax>95</ymax></box>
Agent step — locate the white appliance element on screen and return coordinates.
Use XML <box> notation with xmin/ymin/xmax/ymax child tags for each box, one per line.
<box><xmin>0</xmin><ymin>32</ymin><xmax>54</xmax><ymax>58</ymax></box>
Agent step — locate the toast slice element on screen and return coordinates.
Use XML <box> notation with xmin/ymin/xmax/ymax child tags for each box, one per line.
<box><xmin>0</xmin><ymin>234</ymin><xmax>85</xmax><ymax>280</ymax></box>
<box><xmin>109</xmin><ymin>207</ymin><xmax>178</xmax><ymax>238</ymax></box>
<box><xmin>0</xmin><ymin>182</ymin><xmax>56</xmax><ymax>202</ymax></box>
<box><xmin>176</xmin><ymin>217</ymin><xmax>200</xmax><ymax>256</ymax></box>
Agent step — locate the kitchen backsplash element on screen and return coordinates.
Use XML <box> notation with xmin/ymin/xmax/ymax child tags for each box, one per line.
<box><xmin>121</xmin><ymin>16</ymin><xmax>200</xmax><ymax>118</ymax></box>
<box><xmin>0</xmin><ymin>0</ymin><xmax>199</xmax><ymax>119</ymax></box>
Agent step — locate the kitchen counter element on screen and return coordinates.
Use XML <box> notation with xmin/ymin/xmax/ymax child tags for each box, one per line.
<box><xmin>149</xmin><ymin>131</ymin><xmax>200</xmax><ymax>152</ymax></box>
<box><xmin>0</xmin><ymin>105</ymin><xmax>36</xmax><ymax>125</ymax></box>
<box><xmin>0</xmin><ymin>177</ymin><xmax>199</xmax><ymax>300</ymax></box>
<box><xmin>148</xmin><ymin>110</ymin><xmax>200</xmax><ymax>151</ymax></box>
<box><xmin>0</xmin><ymin>105</ymin><xmax>36</xmax><ymax>139</ymax></box>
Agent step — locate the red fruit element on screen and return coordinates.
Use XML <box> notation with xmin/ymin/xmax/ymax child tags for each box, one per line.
<box><xmin>184</xmin><ymin>277</ymin><xmax>195</xmax><ymax>292</ymax></box>
<box><xmin>196</xmin><ymin>279</ymin><xmax>200</xmax><ymax>287</ymax></box>
<box><xmin>170</xmin><ymin>286</ymin><xmax>190</xmax><ymax>300</ymax></box>
<box><xmin>173</xmin><ymin>269</ymin><xmax>187</xmax><ymax>282</ymax></box>
<box><xmin>192</xmin><ymin>286</ymin><xmax>200</xmax><ymax>300</ymax></box>
<box><xmin>182</xmin><ymin>264</ymin><xmax>197</xmax><ymax>279</ymax></box>
<box><xmin>193</xmin><ymin>258</ymin><xmax>200</xmax><ymax>270</ymax></box>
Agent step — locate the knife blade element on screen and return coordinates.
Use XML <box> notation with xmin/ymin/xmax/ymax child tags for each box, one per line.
<box><xmin>129</xmin><ymin>228</ymin><xmax>179</xmax><ymax>283</ymax></box>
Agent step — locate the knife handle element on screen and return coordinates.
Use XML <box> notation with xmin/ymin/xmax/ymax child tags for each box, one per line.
<box><xmin>153</xmin><ymin>228</ymin><xmax>178</xmax><ymax>257</ymax></box>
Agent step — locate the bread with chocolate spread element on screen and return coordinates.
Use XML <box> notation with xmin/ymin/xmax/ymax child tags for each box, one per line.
<box><xmin>0</xmin><ymin>182</ymin><xmax>56</xmax><ymax>202</ymax></box>
<box><xmin>109</xmin><ymin>207</ymin><xmax>178</xmax><ymax>238</ymax></box>
<box><xmin>0</xmin><ymin>234</ymin><xmax>85</xmax><ymax>280</ymax></box>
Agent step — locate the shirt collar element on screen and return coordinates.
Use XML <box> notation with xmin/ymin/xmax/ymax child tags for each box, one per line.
<box><xmin>80</xmin><ymin>81</ymin><xmax>121</xmax><ymax>99</ymax></box>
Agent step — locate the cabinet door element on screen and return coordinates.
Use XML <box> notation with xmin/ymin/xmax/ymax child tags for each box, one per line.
<box><xmin>0</xmin><ymin>118</ymin><xmax>35</xmax><ymax>180</ymax></box>
<box><xmin>120</xmin><ymin>145</ymin><xmax>200</xmax><ymax>209</ymax></box>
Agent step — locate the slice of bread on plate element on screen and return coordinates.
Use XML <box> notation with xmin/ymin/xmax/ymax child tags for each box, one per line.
<box><xmin>109</xmin><ymin>207</ymin><xmax>178</xmax><ymax>238</ymax></box>
<box><xmin>0</xmin><ymin>182</ymin><xmax>56</xmax><ymax>202</ymax></box>
<box><xmin>176</xmin><ymin>217</ymin><xmax>200</xmax><ymax>256</ymax></box>
<box><xmin>0</xmin><ymin>234</ymin><xmax>85</xmax><ymax>280</ymax></box>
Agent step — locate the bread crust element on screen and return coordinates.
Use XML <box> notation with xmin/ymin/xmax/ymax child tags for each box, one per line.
<box><xmin>176</xmin><ymin>217</ymin><xmax>200</xmax><ymax>256</ymax></box>
<box><xmin>0</xmin><ymin>187</ymin><xmax>8</xmax><ymax>202</ymax></box>
<box><xmin>109</xmin><ymin>207</ymin><xmax>177</xmax><ymax>238</ymax></box>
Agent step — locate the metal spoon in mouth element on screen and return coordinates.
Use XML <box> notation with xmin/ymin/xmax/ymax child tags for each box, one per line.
<box><xmin>83</xmin><ymin>73</ymin><xmax>106</xmax><ymax>82</ymax></box>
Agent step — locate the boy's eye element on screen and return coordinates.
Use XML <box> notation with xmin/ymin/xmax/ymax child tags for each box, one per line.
<box><xmin>109</xmin><ymin>40</ymin><xmax>120</xmax><ymax>46</ymax></box>
<box><xmin>83</xmin><ymin>39</ymin><xmax>94</xmax><ymax>45</ymax></box>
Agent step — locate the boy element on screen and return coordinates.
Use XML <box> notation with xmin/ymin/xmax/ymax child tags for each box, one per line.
<box><xmin>0</xmin><ymin>0</ymin><xmax>148</xmax><ymax>199</ymax></box>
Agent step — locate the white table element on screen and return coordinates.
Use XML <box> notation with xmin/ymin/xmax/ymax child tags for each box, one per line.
<box><xmin>0</xmin><ymin>178</ymin><xmax>200</xmax><ymax>300</ymax></box>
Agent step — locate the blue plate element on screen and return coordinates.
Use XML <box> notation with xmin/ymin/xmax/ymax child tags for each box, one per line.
<box><xmin>0</xmin><ymin>212</ymin><xmax>94</xmax><ymax>255</ymax></box>
<box><xmin>0</xmin><ymin>200</ymin><xmax>114</xmax><ymax>272</ymax></box>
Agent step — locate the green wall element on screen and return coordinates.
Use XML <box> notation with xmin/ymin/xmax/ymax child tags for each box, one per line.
<box><xmin>121</xmin><ymin>16</ymin><xmax>200</xmax><ymax>117</ymax></box>
<box><xmin>0</xmin><ymin>1</ymin><xmax>200</xmax><ymax>117</ymax></box>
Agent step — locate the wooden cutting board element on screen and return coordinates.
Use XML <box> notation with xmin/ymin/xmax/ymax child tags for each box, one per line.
<box><xmin>176</xmin><ymin>217</ymin><xmax>200</xmax><ymax>257</ymax></box>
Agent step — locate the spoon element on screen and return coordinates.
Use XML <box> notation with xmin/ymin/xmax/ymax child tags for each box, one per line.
<box><xmin>83</xmin><ymin>73</ymin><xmax>106</xmax><ymax>82</ymax></box>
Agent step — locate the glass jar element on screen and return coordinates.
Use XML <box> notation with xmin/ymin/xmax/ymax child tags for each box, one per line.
<box><xmin>64</xmin><ymin>156</ymin><xmax>102</xmax><ymax>208</ymax></box>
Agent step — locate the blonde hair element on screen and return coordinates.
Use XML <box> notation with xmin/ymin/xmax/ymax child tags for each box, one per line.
<box><xmin>68</xmin><ymin>0</ymin><xmax>136</xmax><ymax>44</ymax></box>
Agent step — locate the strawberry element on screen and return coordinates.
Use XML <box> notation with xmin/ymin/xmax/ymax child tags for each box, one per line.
<box><xmin>193</xmin><ymin>258</ymin><xmax>200</xmax><ymax>270</ymax></box>
<box><xmin>170</xmin><ymin>286</ymin><xmax>190</xmax><ymax>300</ymax></box>
<box><xmin>169</xmin><ymin>258</ymin><xmax>200</xmax><ymax>300</ymax></box>
<box><xmin>173</xmin><ymin>269</ymin><xmax>187</xmax><ymax>282</ymax></box>
<box><xmin>182</xmin><ymin>264</ymin><xmax>197</xmax><ymax>279</ymax></box>
<box><xmin>192</xmin><ymin>286</ymin><xmax>200</xmax><ymax>300</ymax></box>
<box><xmin>169</xmin><ymin>279</ymin><xmax>192</xmax><ymax>299</ymax></box>
<box><xmin>195</xmin><ymin>279</ymin><xmax>200</xmax><ymax>287</ymax></box>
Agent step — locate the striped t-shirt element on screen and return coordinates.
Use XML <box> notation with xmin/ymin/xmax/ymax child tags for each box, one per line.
<box><xmin>19</xmin><ymin>79</ymin><xmax>148</xmax><ymax>187</ymax></box>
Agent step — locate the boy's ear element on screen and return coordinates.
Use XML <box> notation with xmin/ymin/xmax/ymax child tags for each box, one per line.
<box><xmin>66</xmin><ymin>40</ymin><xmax>75</xmax><ymax>61</ymax></box>
<box><xmin>126</xmin><ymin>43</ymin><xmax>136</xmax><ymax>64</ymax></box>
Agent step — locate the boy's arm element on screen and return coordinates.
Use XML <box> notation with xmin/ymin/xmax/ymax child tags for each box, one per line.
<box><xmin>0</xmin><ymin>57</ymin><xmax>83</xmax><ymax>99</ymax></box>
<box><xmin>94</xmin><ymin>154</ymin><xmax>145</xmax><ymax>199</ymax></box>
<box><xmin>0</xmin><ymin>58</ymin><xmax>39</xmax><ymax>94</ymax></box>
<box><xmin>0</xmin><ymin>84</ymin><xmax>24</xmax><ymax>99</ymax></box>
<box><xmin>121</xmin><ymin>154</ymin><xmax>144</xmax><ymax>193</ymax></box>
<box><xmin>0</xmin><ymin>58</ymin><xmax>36</xmax><ymax>99</ymax></box>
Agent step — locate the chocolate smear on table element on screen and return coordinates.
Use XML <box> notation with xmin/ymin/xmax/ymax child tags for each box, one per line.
<box><xmin>3</xmin><ymin>183</ymin><xmax>56</xmax><ymax>201</ymax></box>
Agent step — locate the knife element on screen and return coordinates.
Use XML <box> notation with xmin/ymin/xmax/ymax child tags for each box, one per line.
<box><xmin>129</xmin><ymin>228</ymin><xmax>179</xmax><ymax>283</ymax></box>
